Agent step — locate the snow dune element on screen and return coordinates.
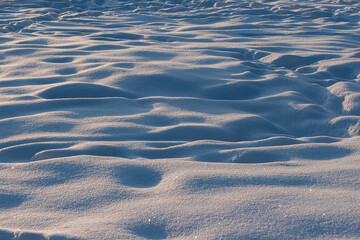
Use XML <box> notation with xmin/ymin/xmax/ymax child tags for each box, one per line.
<box><xmin>0</xmin><ymin>0</ymin><xmax>360</xmax><ymax>239</ymax></box>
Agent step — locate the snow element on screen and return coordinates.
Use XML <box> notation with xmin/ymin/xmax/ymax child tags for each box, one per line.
<box><xmin>0</xmin><ymin>0</ymin><xmax>360</xmax><ymax>239</ymax></box>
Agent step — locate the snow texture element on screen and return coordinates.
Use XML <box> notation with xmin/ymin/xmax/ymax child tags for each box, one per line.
<box><xmin>0</xmin><ymin>0</ymin><xmax>360</xmax><ymax>239</ymax></box>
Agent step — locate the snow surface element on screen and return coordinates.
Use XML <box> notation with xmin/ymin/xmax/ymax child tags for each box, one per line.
<box><xmin>1</xmin><ymin>0</ymin><xmax>360</xmax><ymax>239</ymax></box>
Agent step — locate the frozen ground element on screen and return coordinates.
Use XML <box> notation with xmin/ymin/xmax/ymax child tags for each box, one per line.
<box><xmin>0</xmin><ymin>0</ymin><xmax>360</xmax><ymax>239</ymax></box>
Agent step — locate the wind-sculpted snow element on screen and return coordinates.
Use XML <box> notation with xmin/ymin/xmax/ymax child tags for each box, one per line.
<box><xmin>1</xmin><ymin>0</ymin><xmax>360</xmax><ymax>239</ymax></box>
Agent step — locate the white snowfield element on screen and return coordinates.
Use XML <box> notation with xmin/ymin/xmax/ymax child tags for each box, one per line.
<box><xmin>1</xmin><ymin>0</ymin><xmax>360</xmax><ymax>239</ymax></box>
